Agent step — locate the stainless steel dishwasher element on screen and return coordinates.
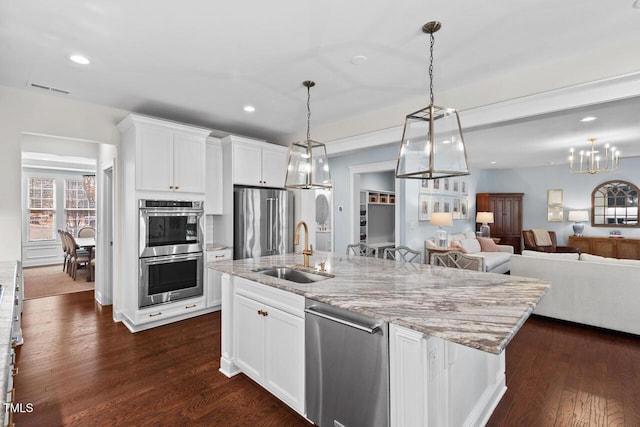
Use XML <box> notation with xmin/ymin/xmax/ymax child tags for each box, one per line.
<box><xmin>305</xmin><ymin>299</ymin><xmax>389</xmax><ymax>427</ymax></box>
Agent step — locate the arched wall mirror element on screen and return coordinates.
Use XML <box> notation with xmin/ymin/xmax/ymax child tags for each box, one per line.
<box><xmin>591</xmin><ymin>180</ymin><xmax>639</xmax><ymax>227</ymax></box>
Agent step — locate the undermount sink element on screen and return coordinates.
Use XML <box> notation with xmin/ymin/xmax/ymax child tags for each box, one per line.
<box><xmin>253</xmin><ymin>266</ymin><xmax>332</xmax><ymax>284</ymax></box>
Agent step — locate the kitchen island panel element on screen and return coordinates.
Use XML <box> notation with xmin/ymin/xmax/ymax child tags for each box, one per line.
<box><xmin>209</xmin><ymin>252</ymin><xmax>549</xmax><ymax>354</ymax></box>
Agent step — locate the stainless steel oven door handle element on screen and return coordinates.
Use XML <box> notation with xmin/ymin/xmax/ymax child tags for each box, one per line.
<box><xmin>140</xmin><ymin>253</ymin><xmax>202</xmax><ymax>265</ymax></box>
<box><xmin>140</xmin><ymin>209</ymin><xmax>203</xmax><ymax>216</ymax></box>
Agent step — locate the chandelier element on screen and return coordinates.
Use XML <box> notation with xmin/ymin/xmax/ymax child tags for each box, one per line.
<box><xmin>285</xmin><ymin>80</ymin><xmax>332</xmax><ymax>189</ymax></box>
<box><xmin>569</xmin><ymin>138</ymin><xmax>620</xmax><ymax>174</ymax></box>
<box><xmin>82</xmin><ymin>174</ymin><xmax>96</xmax><ymax>205</ymax></box>
<box><xmin>396</xmin><ymin>21</ymin><xmax>470</xmax><ymax>180</ymax></box>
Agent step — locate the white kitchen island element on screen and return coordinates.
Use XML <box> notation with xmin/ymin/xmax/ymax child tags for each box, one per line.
<box><xmin>209</xmin><ymin>252</ymin><xmax>549</xmax><ymax>427</ymax></box>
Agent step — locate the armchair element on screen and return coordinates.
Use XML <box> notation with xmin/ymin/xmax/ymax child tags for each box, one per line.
<box><xmin>522</xmin><ymin>229</ymin><xmax>579</xmax><ymax>253</ymax></box>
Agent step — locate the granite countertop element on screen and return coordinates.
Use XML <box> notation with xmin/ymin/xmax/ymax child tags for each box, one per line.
<box><xmin>205</xmin><ymin>243</ymin><xmax>232</xmax><ymax>252</ymax></box>
<box><xmin>208</xmin><ymin>252</ymin><xmax>550</xmax><ymax>354</ymax></box>
<box><xmin>0</xmin><ymin>261</ymin><xmax>18</xmax><ymax>403</ymax></box>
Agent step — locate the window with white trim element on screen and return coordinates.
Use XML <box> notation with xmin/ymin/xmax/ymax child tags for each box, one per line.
<box><xmin>27</xmin><ymin>177</ymin><xmax>56</xmax><ymax>241</ymax></box>
<box><xmin>64</xmin><ymin>178</ymin><xmax>96</xmax><ymax>237</ymax></box>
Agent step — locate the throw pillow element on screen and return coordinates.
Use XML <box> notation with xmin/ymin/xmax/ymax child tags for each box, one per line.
<box><xmin>459</xmin><ymin>238</ymin><xmax>481</xmax><ymax>254</ymax></box>
<box><xmin>449</xmin><ymin>241</ymin><xmax>467</xmax><ymax>253</ymax></box>
<box><xmin>477</xmin><ymin>237</ymin><xmax>498</xmax><ymax>252</ymax></box>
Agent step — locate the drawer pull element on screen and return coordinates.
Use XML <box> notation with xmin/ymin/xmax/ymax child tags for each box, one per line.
<box><xmin>185</xmin><ymin>304</ymin><xmax>196</xmax><ymax>309</ymax></box>
<box><xmin>12</xmin><ymin>366</ymin><xmax>18</xmax><ymax>377</ymax></box>
<box><xmin>174</xmin><ymin>186</ymin><xmax>179</xmax><ymax>190</ymax></box>
<box><xmin>149</xmin><ymin>312</ymin><xmax>162</xmax><ymax>317</ymax></box>
<box><xmin>257</xmin><ymin>310</ymin><xmax>269</xmax><ymax>317</ymax></box>
<box><xmin>215</xmin><ymin>254</ymin><xmax>226</xmax><ymax>258</ymax></box>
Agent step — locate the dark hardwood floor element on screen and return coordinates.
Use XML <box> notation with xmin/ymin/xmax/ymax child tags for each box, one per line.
<box><xmin>14</xmin><ymin>291</ymin><xmax>640</xmax><ymax>426</ymax></box>
<box><xmin>488</xmin><ymin>316</ymin><xmax>640</xmax><ymax>426</ymax></box>
<box><xmin>14</xmin><ymin>292</ymin><xmax>307</xmax><ymax>426</ymax></box>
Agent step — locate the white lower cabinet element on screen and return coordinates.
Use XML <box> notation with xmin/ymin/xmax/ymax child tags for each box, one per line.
<box><xmin>230</xmin><ymin>277</ymin><xmax>305</xmax><ymax>415</ymax></box>
<box><xmin>390</xmin><ymin>324</ymin><xmax>506</xmax><ymax>427</ymax></box>
<box><xmin>130</xmin><ymin>297</ymin><xmax>206</xmax><ymax>327</ymax></box>
<box><xmin>206</xmin><ymin>249</ymin><xmax>232</xmax><ymax>308</ymax></box>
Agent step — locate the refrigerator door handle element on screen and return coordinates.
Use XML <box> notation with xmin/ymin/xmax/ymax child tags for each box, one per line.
<box><xmin>267</xmin><ymin>197</ymin><xmax>276</xmax><ymax>253</ymax></box>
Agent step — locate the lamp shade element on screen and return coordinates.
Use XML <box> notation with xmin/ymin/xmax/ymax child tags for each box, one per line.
<box><xmin>430</xmin><ymin>212</ymin><xmax>453</xmax><ymax>227</ymax></box>
<box><xmin>568</xmin><ymin>210</ymin><xmax>589</xmax><ymax>222</ymax></box>
<box><xmin>476</xmin><ymin>212</ymin><xmax>494</xmax><ymax>224</ymax></box>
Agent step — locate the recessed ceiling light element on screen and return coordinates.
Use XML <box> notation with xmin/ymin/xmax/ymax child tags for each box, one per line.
<box><xmin>490</xmin><ymin>161</ymin><xmax>497</xmax><ymax>164</ymax></box>
<box><xmin>69</xmin><ymin>54</ymin><xmax>90</xmax><ymax>65</ymax></box>
<box><xmin>243</xmin><ymin>105</ymin><xmax>255</xmax><ymax>113</ymax></box>
<box><xmin>580</xmin><ymin>116</ymin><xmax>597</xmax><ymax>122</ymax></box>
<box><xmin>351</xmin><ymin>55</ymin><xmax>368</xmax><ymax>65</ymax></box>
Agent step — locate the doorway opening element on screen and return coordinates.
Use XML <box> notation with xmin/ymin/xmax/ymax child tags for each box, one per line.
<box><xmin>349</xmin><ymin>161</ymin><xmax>400</xmax><ymax>252</ymax></box>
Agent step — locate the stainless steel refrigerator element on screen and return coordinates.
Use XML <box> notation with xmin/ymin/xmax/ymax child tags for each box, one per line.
<box><xmin>234</xmin><ymin>187</ymin><xmax>294</xmax><ymax>260</ymax></box>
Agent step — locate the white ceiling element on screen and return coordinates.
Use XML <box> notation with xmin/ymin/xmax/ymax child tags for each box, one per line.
<box><xmin>2</xmin><ymin>0</ymin><xmax>640</xmax><ymax>169</ymax></box>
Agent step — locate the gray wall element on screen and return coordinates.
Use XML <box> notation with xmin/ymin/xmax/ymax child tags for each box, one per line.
<box><xmin>481</xmin><ymin>156</ymin><xmax>640</xmax><ymax>245</ymax></box>
<box><xmin>329</xmin><ymin>145</ymin><xmax>487</xmax><ymax>254</ymax></box>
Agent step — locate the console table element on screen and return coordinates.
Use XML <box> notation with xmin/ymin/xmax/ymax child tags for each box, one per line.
<box><xmin>568</xmin><ymin>236</ymin><xmax>640</xmax><ymax>260</ymax></box>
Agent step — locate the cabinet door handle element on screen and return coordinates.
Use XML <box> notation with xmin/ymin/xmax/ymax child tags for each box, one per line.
<box><xmin>185</xmin><ymin>304</ymin><xmax>196</xmax><ymax>309</ymax></box>
<box><xmin>257</xmin><ymin>309</ymin><xmax>263</xmax><ymax>316</ymax></box>
<box><xmin>262</xmin><ymin>310</ymin><xmax>268</xmax><ymax>317</ymax></box>
<box><xmin>149</xmin><ymin>312</ymin><xmax>162</xmax><ymax>317</ymax></box>
<box><xmin>12</xmin><ymin>366</ymin><xmax>18</xmax><ymax>377</ymax></box>
<box><xmin>175</xmin><ymin>186</ymin><xmax>179</xmax><ymax>190</ymax></box>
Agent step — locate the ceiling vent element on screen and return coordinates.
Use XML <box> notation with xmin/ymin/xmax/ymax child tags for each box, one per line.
<box><xmin>27</xmin><ymin>81</ymin><xmax>70</xmax><ymax>95</ymax></box>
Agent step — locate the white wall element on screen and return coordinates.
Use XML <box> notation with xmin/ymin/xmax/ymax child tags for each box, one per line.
<box><xmin>0</xmin><ymin>84</ymin><xmax>127</xmax><ymax>261</ymax></box>
<box><xmin>482</xmin><ymin>157</ymin><xmax>640</xmax><ymax>245</ymax></box>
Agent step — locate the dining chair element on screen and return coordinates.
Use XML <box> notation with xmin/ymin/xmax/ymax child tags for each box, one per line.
<box><xmin>89</xmin><ymin>249</ymin><xmax>96</xmax><ymax>282</ymax></box>
<box><xmin>77</xmin><ymin>226</ymin><xmax>96</xmax><ymax>238</ymax></box>
<box><xmin>383</xmin><ymin>246</ymin><xmax>422</xmax><ymax>263</ymax></box>
<box><xmin>430</xmin><ymin>251</ymin><xmax>484</xmax><ymax>271</ymax></box>
<box><xmin>346</xmin><ymin>243</ymin><xmax>378</xmax><ymax>257</ymax></box>
<box><xmin>57</xmin><ymin>229</ymin><xmax>70</xmax><ymax>273</ymax></box>
<box><xmin>64</xmin><ymin>231</ymin><xmax>90</xmax><ymax>280</ymax></box>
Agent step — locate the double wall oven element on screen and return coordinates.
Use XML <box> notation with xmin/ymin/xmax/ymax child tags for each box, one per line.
<box><xmin>138</xmin><ymin>200</ymin><xmax>204</xmax><ymax>308</ymax></box>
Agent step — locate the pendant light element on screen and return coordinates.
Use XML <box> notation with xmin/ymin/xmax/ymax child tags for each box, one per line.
<box><xmin>285</xmin><ymin>80</ymin><xmax>332</xmax><ymax>189</ymax></box>
<box><xmin>396</xmin><ymin>21</ymin><xmax>470</xmax><ymax>180</ymax></box>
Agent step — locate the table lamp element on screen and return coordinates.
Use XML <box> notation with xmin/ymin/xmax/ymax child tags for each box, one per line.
<box><xmin>476</xmin><ymin>212</ymin><xmax>494</xmax><ymax>238</ymax></box>
<box><xmin>430</xmin><ymin>212</ymin><xmax>453</xmax><ymax>248</ymax></box>
<box><xmin>568</xmin><ymin>210</ymin><xmax>589</xmax><ymax>236</ymax></box>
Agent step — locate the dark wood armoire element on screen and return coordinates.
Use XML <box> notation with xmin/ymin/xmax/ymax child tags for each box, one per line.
<box><xmin>476</xmin><ymin>193</ymin><xmax>524</xmax><ymax>254</ymax></box>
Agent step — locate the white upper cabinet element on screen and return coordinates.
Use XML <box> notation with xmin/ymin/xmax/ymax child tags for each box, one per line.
<box><xmin>205</xmin><ymin>138</ymin><xmax>223</xmax><ymax>214</ymax></box>
<box><xmin>225</xmin><ymin>135</ymin><xmax>288</xmax><ymax>188</ymax></box>
<box><xmin>261</xmin><ymin>146</ymin><xmax>288</xmax><ymax>187</ymax></box>
<box><xmin>119</xmin><ymin>114</ymin><xmax>210</xmax><ymax>194</ymax></box>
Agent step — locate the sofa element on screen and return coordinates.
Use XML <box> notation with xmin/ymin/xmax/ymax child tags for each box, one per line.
<box><xmin>425</xmin><ymin>231</ymin><xmax>513</xmax><ymax>274</ymax></box>
<box><xmin>511</xmin><ymin>250</ymin><xmax>640</xmax><ymax>335</ymax></box>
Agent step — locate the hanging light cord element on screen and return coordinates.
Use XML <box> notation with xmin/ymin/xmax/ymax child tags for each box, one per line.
<box><xmin>306</xmin><ymin>84</ymin><xmax>312</xmax><ymax>141</ymax></box>
<box><xmin>428</xmin><ymin>31</ymin><xmax>435</xmax><ymax>106</ymax></box>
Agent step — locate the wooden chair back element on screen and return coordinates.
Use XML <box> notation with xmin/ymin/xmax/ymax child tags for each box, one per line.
<box><xmin>383</xmin><ymin>246</ymin><xmax>422</xmax><ymax>263</ymax></box>
<box><xmin>430</xmin><ymin>251</ymin><xmax>484</xmax><ymax>271</ymax></box>
<box><xmin>346</xmin><ymin>243</ymin><xmax>378</xmax><ymax>257</ymax></box>
<box><xmin>77</xmin><ymin>227</ymin><xmax>96</xmax><ymax>238</ymax></box>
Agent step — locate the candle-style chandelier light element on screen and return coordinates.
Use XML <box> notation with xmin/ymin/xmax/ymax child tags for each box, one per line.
<box><xmin>569</xmin><ymin>137</ymin><xmax>620</xmax><ymax>174</ymax></box>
